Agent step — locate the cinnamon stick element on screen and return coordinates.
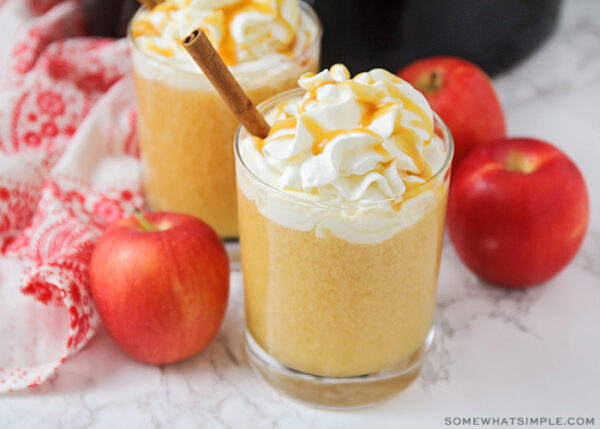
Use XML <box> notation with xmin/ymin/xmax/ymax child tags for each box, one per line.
<box><xmin>183</xmin><ymin>29</ymin><xmax>271</xmax><ymax>139</ymax></box>
<box><xmin>136</xmin><ymin>0</ymin><xmax>160</xmax><ymax>10</ymax></box>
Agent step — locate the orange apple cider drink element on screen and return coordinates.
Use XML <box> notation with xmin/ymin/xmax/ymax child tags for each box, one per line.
<box><xmin>129</xmin><ymin>0</ymin><xmax>321</xmax><ymax>238</ymax></box>
<box><xmin>235</xmin><ymin>65</ymin><xmax>453</xmax><ymax>407</ymax></box>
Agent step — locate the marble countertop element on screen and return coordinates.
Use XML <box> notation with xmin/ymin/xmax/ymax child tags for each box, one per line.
<box><xmin>2</xmin><ymin>1</ymin><xmax>600</xmax><ymax>427</ymax></box>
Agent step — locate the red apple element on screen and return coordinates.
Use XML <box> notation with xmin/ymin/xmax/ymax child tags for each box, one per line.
<box><xmin>398</xmin><ymin>56</ymin><xmax>506</xmax><ymax>167</ymax></box>
<box><xmin>90</xmin><ymin>211</ymin><xmax>229</xmax><ymax>364</ymax></box>
<box><xmin>447</xmin><ymin>138</ymin><xmax>589</xmax><ymax>287</ymax></box>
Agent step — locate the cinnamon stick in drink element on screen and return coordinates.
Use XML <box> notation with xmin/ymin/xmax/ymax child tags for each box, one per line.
<box><xmin>183</xmin><ymin>29</ymin><xmax>271</xmax><ymax>139</ymax></box>
<box><xmin>137</xmin><ymin>0</ymin><xmax>159</xmax><ymax>10</ymax></box>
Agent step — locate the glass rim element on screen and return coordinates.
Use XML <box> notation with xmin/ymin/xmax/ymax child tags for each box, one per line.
<box><xmin>127</xmin><ymin>0</ymin><xmax>322</xmax><ymax>76</ymax></box>
<box><xmin>234</xmin><ymin>87</ymin><xmax>455</xmax><ymax>210</ymax></box>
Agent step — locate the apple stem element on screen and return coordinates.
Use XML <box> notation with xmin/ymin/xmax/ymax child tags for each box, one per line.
<box><xmin>416</xmin><ymin>69</ymin><xmax>444</xmax><ymax>93</ymax></box>
<box><xmin>432</xmin><ymin>70</ymin><xmax>444</xmax><ymax>89</ymax></box>
<box><xmin>133</xmin><ymin>208</ymin><xmax>155</xmax><ymax>232</ymax></box>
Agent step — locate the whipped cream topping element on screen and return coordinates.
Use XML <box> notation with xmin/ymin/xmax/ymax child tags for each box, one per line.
<box><xmin>131</xmin><ymin>0</ymin><xmax>317</xmax><ymax>73</ymax></box>
<box><xmin>238</xmin><ymin>65</ymin><xmax>449</xmax><ymax>244</ymax></box>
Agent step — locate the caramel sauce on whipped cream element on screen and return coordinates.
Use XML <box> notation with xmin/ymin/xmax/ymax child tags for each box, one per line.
<box><xmin>248</xmin><ymin>65</ymin><xmax>444</xmax><ymax>207</ymax></box>
<box><xmin>132</xmin><ymin>0</ymin><xmax>313</xmax><ymax>68</ymax></box>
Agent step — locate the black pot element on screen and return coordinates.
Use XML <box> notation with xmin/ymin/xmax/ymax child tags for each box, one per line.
<box><xmin>312</xmin><ymin>0</ymin><xmax>562</xmax><ymax>76</ymax></box>
<box><xmin>82</xmin><ymin>0</ymin><xmax>139</xmax><ymax>37</ymax></box>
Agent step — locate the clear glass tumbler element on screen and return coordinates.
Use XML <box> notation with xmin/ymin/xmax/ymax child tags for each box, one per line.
<box><xmin>128</xmin><ymin>2</ymin><xmax>321</xmax><ymax>240</ymax></box>
<box><xmin>235</xmin><ymin>88</ymin><xmax>453</xmax><ymax>408</ymax></box>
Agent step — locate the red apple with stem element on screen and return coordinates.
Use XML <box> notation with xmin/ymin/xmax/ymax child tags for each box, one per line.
<box><xmin>90</xmin><ymin>210</ymin><xmax>229</xmax><ymax>364</ymax></box>
<box><xmin>447</xmin><ymin>138</ymin><xmax>589</xmax><ymax>287</ymax></box>
<box><xmin>398</xmin><ymin>56</ymin><xmax>506</xmax><ymax>167</ymax></box>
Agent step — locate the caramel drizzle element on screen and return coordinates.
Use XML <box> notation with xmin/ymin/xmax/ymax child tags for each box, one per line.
<box><xmin>301</xmin><ymin>114</ymin><xmax>381</xmax><ymax>156</ymax></box>
<box><xmin>132</xmin><ymin>20</ymin><xmax>160</xmax><ymax>38</ymax></box>
<box><xmin>134</xmin><ymin>0</ymin><xmax>298</xmax><ymax>65</ymax></box>
<box><xmin>146</xmin><ymin>41</ymin><xmax>174</xmax><ymax>57</ymax></box>
<box><xmin>218</xmin><ymin>1</ymin><xmax>279</xmax><ymax>66</ymax></box>
<box><xmin>255</xmin><ymin>117</ymin><xmax>297</xmax><ymax>153</ymax></box>
<box><xmin>254</xmin><ymin>71</ymin><xmax>439</xmax><ymax>210</ymax></box>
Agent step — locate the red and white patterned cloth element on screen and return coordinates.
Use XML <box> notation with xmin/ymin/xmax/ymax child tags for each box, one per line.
<box><xmin>0</xmin><ymin>0</ymin><xmax>142</xmax><ymax>391</ymax></box>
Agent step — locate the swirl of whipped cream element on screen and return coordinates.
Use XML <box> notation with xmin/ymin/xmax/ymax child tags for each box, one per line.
<box><xmin>243</xmin><ymin>64</ymin><xmax>445</xmax><ymax>204</ymax></box>
<box><xmin>131</xmin><ymin>0</ymin><xmax>317</xmax><ymax>72</ymax></box>
<box><xmin>238</xmin><ymin>65</ymin><xmax>449</xmax><ymax>244</ymax></box>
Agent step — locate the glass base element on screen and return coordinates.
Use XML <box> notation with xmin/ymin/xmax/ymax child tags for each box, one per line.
<box><xmin>224</xmin><ymin>239</ymin><xmax>240</xmax><ymax>271</ymax></box>
<box><xmin>244</xmin><ymin>327</ymin><xmax>434</xmax><ymax>409</ymax></box>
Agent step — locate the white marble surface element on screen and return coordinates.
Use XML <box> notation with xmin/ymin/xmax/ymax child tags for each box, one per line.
<box><xmin>2</xmin><ymin>1</ymin><xmax>600</xmax><ymax>427</ymax></box>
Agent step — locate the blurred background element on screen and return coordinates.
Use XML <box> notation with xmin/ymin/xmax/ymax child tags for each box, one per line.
<box><xmin>82</xmin><ymin>0</ymin><xmax>562</xmax><ymax>76</ymax></box>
